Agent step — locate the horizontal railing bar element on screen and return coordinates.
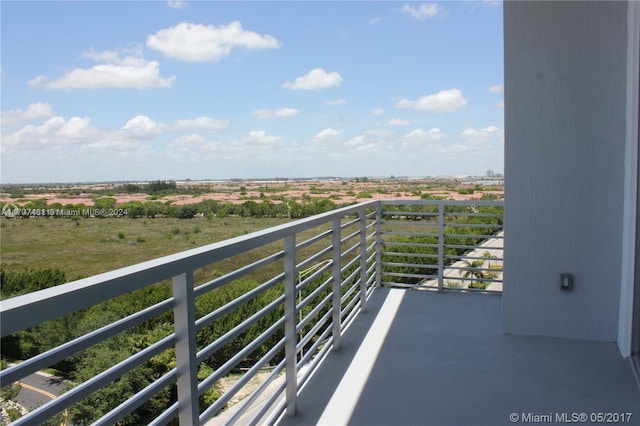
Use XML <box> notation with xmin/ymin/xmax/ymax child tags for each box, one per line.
<box><xmin>201</xmin><ymin>339</ymin><xmax>285</xmax><ymax>422</ymax></box>
<box><xmin>444</xmin><ymin>244</ymin><xmax>498</xmax><ymax>250</ymax></box>
<box><xmin>222</xmin><ymin>359</ymin><xmax>286</xmax><ymax>426</ymax></box>
<box><xmin>340</xmin><ymin>278</ymin><xmax>360</xmax><ymax>305</ymax></box>
<box><xmin>381</xmin><ymin>211</ymin><xmax>438</xmax><ymax>217</ymax></box>
<box><xmin>199</xmin><ymin>333</ymin><xmax>285</xmax><ymax>418</ymax></box>
<box><xmin>382</xmin><ymin>243</ymin><xmax>438</xmax><ymax>251</ymax></box>
<box><xmin>196</xmin><ymin>295</ymin><xmax>284</xmax><ymax>363</ymax></box>
<box><xmin>444</xmin><ymin>212</ymin><xmax>503</xmax><ymax>218</ymax></box>
<box><xmin>341</xmin><ymin>252</ymin><xmax>360</xmax><ymax>272</ymax></box>
<box><xmin>297</xmin><ymin>265</ymin><xmax>331</xmax><ymax>295</ymax></box>
<box><xmin>381</xmin><ymin>220</ymin><xmax>438</xmax><ymax>227</ymax></box>
<box><xmin>296</xmin><ymin>247</ymin><xmax>333</xmax><ymax>274</ymax></box>
<box><xmin>341</xmin><ymin>228</ymin><xmax>360</xmax><ymax>244</ymax></box>
<box><xmin>199</xmin><ymin>325</ymin><xmax>284</xmax><ymax>400</ymax></box>
<box><xmin>340</xmin><ymin>267</ymin><xmax>360</xmax><ymax>289</ymax></box>
<box><xmin>298</xmin><ymin>292</ymin><xmax>332</xmax><ymax>332</ymax></box>
<box><xmin>12</xmin><ymin>333</ymin><xmax>174</xmax><ymax>425</ymax></box>
<box><xmin>298</xmin><ymin>309</ymin><xmax>332</xmax><ymax>351</ymax></box>
<box><xmin>96</xmin><ymin>368</ymin><xmax>177</xmax><ymax>426</ymax></box>
<box><xmin>341</xmin><ymin>298</ymin><xmax>361</xmax><ymax>329</ymax></box>
<box><xmin>381</xmin><ymin>251</ymin><xmax>438</xmax><ymax>259</ymax></box>
<box><xmin>445</xmin><ymin>286</ymin><xmax>503</xmax><ymax>294</ymax></box>
<box><xmin>341</xmin><ymin>216</ymin><xmax>361</xmax><ymax>229</ymax></box>
<box><xmin>296</xmin><ymin>229</ymin><xmax>332</xmax><ymax>251</ymax></box>
<box><xmin>444</xmin><ymin>223</ymin><xmax>503</xmax><ymax>229</ymax></box>
<box><xmin>1</xmin><ymin>201</ymin><xmax>378</xmax><ymax>336</ymax></box>
<box><xmin>443</xmin><ymin>277</ymin><xmax>504</xmax><ymax>284</ymax></box>
<box><xmin>194</xmin><ymin>251</ymin><xmax>283</xmax><ymax>298</ymax></box>
<box><xmin>382</xmin><ymin>262</ymin><xmax>437</xmax><ymax>270</ymax></box>
<box><xmin>380</xmin><ymin>199</ymin><xmax>503</xmax><ymax>207</ymax></box>
<box><xmin>195</xmin><ymin>273</ymin><xmax>283</xmax><ymax>332</ymax></box>
<box><xmin>341</xmin><ymin>241</ymin><xmax>360</xmax><ymax>258</ymax></box>
<box><xmin>297</xmin><ymin>279</ymin><xmax>331</xmax><ymax>317</ymax></box>
<box><xmin>148</xmin><ymin>401</ymin><xmax>179</xmax><ymax>426</ymax></box>
<box><xmin>298</xmin><ymin>325</ymin><xmax>332</xmax><ymax>372</ymax></box>
<box><xmin>381</xmin><ymin>231</ymin><xmax>439</xmax><ymax>238</ymax></box>
<box><xmin>444</xmin><ymin>233</ymin><xmax>502</xmax><ymax>240</ymax></box>
<box><xmin>247</xmin><ymin>379</ymin><xmax>286</xmax><ymax>426</ymax></box>
<box><xmin>446</xmin><ymin>255</ymin><xmax>504</xmax><ymax>262</ymax></box>
<box><xmin>0</xmin><ymin>297</ymin><xmax>173</xmax><ymax>384</ymax></box>
<box><xmin>381</xmin><ymin>271</ymin><xmax>431</xmax><ymax>279</ymax></box>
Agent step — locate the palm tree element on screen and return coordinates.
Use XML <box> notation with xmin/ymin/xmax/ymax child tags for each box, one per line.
<box><xmin>461</xmin><ymin>259</ymin><xmax>485</xmax><ymax>288</ymax></box>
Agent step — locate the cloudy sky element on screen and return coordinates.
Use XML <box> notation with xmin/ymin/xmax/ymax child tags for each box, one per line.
<box><xmin>1</xmin><ymin>1</ymin><xmax>504</xmax><ymax>183</ymax></box>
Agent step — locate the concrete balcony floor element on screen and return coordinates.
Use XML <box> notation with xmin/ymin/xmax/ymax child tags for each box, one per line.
<box><xmin>279</xmin><ymin>289</ymin><xmax>640</xmax><ymax>426</ymax></box>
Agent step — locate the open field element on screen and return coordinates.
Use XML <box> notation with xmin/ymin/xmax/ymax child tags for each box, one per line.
<box><xmin>0</xmin><ymin>216</ymin><xmax>292</xmax><ymax>281</ymax></box>
<box><xmin>0</xmin><ymin>178</ymin><xmax>503</xmax><ymax>283</ymax></box>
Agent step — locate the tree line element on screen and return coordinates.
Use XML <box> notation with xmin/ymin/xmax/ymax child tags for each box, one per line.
<box><xmin>0</xmin><ymin>197</ymin><xmax>342</xmax><ymax>220</ymax></box>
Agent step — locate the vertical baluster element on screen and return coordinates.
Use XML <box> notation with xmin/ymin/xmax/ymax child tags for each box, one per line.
<box><xmin>172</xmin><ymin>272</ymin><xmax>199</xmax><ymax>425</ymax></box>
<box><xmin>438</xmin><ymin>204</ymin><xmax>445</xmax><ymax>292</ymax></box>
<box><xmin>284</xmin><ymin>235</ymin><xmax>297</xmax><ymax>416</ymax></box>
<box><xmin>332</xmin><ymin>218</ymin><xmax>342</xmax><ymax>350</ymax></box>
<box><xmin>375</xmin><ymin>202</ymin><xmax>382</xmax><ymax>288</ymax></box>
<box><xmin>359</xmin><ymin>209</ymin><xmax>368</xmax><ymax>312</ymax></box>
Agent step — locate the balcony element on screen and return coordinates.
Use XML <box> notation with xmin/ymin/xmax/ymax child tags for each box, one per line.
<box><xmin>1</xmin><ymin>200</ymin><xmax>638</xmax><ymax>425</ymax></box>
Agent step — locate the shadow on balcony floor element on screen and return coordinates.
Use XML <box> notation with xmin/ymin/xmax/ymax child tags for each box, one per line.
<box><xmin>279</xmin><ymin>289</ymin><xmax>640</xmax><ymax>426</ymax></box>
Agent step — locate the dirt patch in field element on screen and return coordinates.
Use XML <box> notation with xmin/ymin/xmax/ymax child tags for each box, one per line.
<box><xmin>0</xmin><ymin>180</ymin><xmax>503</xmax><ymax>207</ymax></box>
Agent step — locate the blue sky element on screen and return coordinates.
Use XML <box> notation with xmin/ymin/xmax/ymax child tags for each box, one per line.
<box><xmin>0</xmin><ymin>1</ymin><xmax>504</xmax><ymax>183</ymax></box>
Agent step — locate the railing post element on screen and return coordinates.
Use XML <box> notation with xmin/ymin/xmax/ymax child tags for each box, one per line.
<box><xmin>332</xmin><ymin>218</ymin><xmax>342</xmax><ymax>350</ymax></box>
<box><xmin>284</xmin><ymin>235</ymin><xmax>297</xmax><ymax>416</ymax></box>
<box><xmin>172</xmin><ymin>271</ymin><xmax>199</xmax><ymax>425</ymax></box>
<box><xmin>359</xmin><ymin>209</ymin><xmax>368</xmax><ymax>313</ymax></box>
<box><xmin>375</xmin><ymin>202</ymin><xmax>382</xmax><ymax>288</ymax></box>
<box><xmin>437</xmin><ymin>204</ymin><xmax>445</xmax><ymax>292</ymax></box>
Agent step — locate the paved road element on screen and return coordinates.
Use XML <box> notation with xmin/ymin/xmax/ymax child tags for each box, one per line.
<box><xmin>13</xmin><ymin>369</ymin><xmax>67</xmax><ymax>411</ymax></box>
<box><xmin>419</xmin><ymin>231</ymin><xmax>504</xmax><ymax>291</ymax></box>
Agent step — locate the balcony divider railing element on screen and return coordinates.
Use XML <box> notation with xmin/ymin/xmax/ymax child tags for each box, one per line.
<box><xmin>0</xmin><ymin>199</ymin><xmax>503</xmax><ymax>425</ymax></box>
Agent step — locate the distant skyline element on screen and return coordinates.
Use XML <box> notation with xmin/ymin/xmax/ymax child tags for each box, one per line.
<box><xmin>0</xmin><ymin>1</ymin><xmax>504</xmax><ymax>184</ymax></box>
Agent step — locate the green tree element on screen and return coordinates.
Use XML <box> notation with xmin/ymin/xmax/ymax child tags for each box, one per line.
<box><xmin>461</xmin><ymin>259</ymin><xmax>485</xmax><ymax>287</ymax></box>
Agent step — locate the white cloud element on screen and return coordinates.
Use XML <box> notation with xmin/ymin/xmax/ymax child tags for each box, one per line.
<box><xmin>325</xmin><ymin>98</ymin><xmax>347</xmax><ymax>106</ymax></box>
<box><xmin>488</xmin><ymin>85</ymin><xmax>503</xmax><ymax>93</ymax></box>
<box><xmin>403</xmin><ymin>128</ymin><xmax>446</xmax><ymax>141</ymax></box>
<box><xmin>402</xmin><ymin>3</ymin><xmax>441</xmax><ymax>20</ymax></box>
<box><xmin>314</xmin><ymin>128</ymin><xmax>343</xmax><ymax>141</ymax></box>
<box><xmin>147</xmin><ymin>21</ymin><xmax>279</xmax><ymax>62</ymax></box>
<box><xmin>121</xmin><ymin>115</ymin><xmax>165</xmax><ymax>139</ymax></box>
<box><xmin>173</xmin><ymin>117</ymin><xmax>229</xmax><ymax>130</ymax></box>
<box><xmin>282</xmin><ymin>68</ymin><xmax>342</xmax><ymax>90</ymax></box>
<box><xmin>395</xmin><ymin>89</ymin><xmax>467</xmax><ymax>113</ymax></box>
<box><xmin>384</xmin><ymin>118</ymin><xmax>409</xmax><ymax>127</ymax></box>
<box><xmin>370</xmin><ymin>16</ymin><xmax>381</xmax><ymax>24</ymax></box>
<box><xmin>244</xmin><ymin>130</ymin><xmax>281</xmax><ymax>145</ymax></box>
<box><xmin>252</xmin><ymin>108</ymin><xmax>299</xmax><ymax>119</ymax></box>
<box><xmin>30</xmin><ymin>47</ymin><xmax>175</xmax><ymax>90</ymax></box>
<box><xmin>459</xmin><ymin>126</ymin><xmax>503</xmax><ymax>143</ymax></box>
<box><xmin>169</xmin><ymin>134</ymin><xmax>205</xmax><ymax>149</ymax></box>
<box><xmin>167</xmin><ymin>0</ymin><xmax>187</xmax><ymax>9</ymax></box>
<box><xmin>1</xmin><ymin>102</ymin><xmax>53</xmax><ymax>127</ymax></box>
<box><xmin>497</xmin><ymin>100</ymin><xmax>504</xmax><ymax>108</ymax></box>
<box><xmin>3</xmin><ymin>115</ymin><xmax>98</xmax><ymax>148</ymax></box>
<box><xmin>372</xmin><ymin>108</ymin><xmax>384</xmax><ymax>116</ymax></box>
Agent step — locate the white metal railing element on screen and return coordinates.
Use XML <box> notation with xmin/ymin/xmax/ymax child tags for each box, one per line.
<box><xmin>0</xmin><ymin>199</ymin><xmax>503</xmax><ymax>425</ymax></box>
<box><xmin>379</xmin><ymin>200</ymin><xmax>504</xmax><ymax>292</ymax></box>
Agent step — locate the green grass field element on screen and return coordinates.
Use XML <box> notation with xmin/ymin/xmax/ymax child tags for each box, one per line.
<box><xmin>0</xmin><ymin>216</ymin><xmax>292</xmax><ymax>281</ymax></box>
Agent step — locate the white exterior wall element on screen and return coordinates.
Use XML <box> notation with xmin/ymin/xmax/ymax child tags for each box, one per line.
<box><xmin>503</xmin><ymin>1</ymin><xmax>628</xmax><ymax>342</ymax></box>
<box><xmin>618</xmin><ymin>1</ymin><xmax>639</xmax><ymax>357</ymax></box>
